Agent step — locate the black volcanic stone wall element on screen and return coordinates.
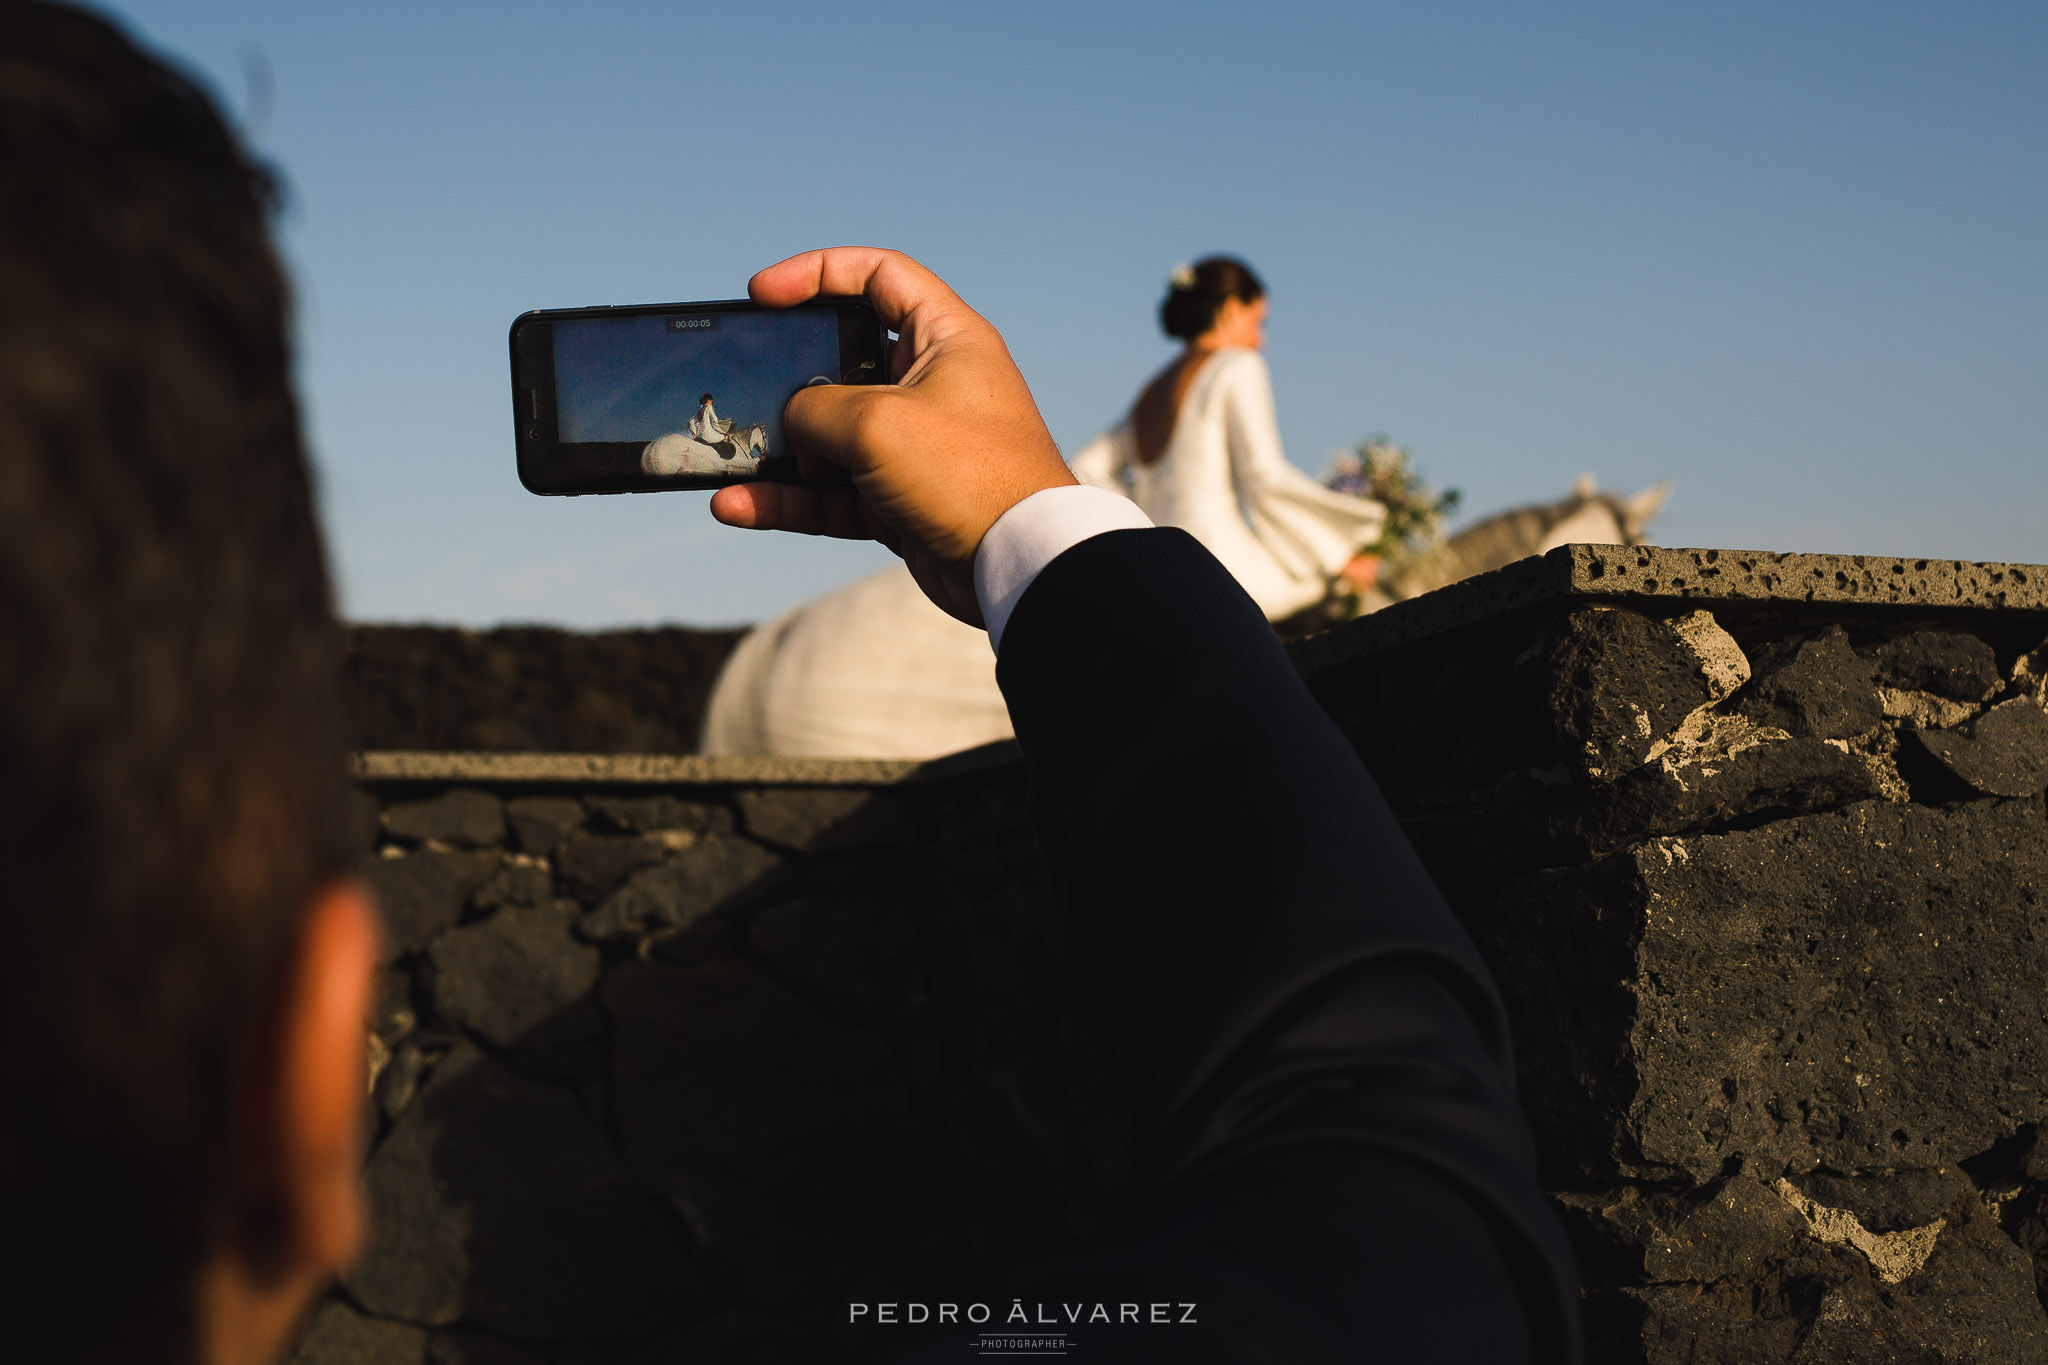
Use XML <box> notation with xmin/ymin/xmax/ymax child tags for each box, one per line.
<box><xmin>1306</xmin><ymin>602</ymin><xmax>2048</xmax><ymax>1363</ymax></box>
<box><xmin>309</xmin><ymin>555</ymin><xmax>2048</xmax><ymax>1364</ymax></box>
<box><xmin>345</xmin><ymin>625</ymin><xmax>743</xmax><ymax>754</ymax></box>
<box><xmin>292</xmin><ymin>771</ymin><xmax>1122</xmax><ymax>1365</ymax></box>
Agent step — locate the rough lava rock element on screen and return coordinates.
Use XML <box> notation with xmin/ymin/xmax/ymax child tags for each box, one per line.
<box><xmin>2015</xmin><ymin>637</ymin><xmax>2048</xmax><ymax>708</ymax></box>
<box><xmin>1481</xmin><ymin>797</ymin><xmax>2048</xmax><ymax>1183</ymax></box>
<box><xmin>1486</xmin><ymin>716</ymin><xmax>1892</xmax><ymax>861</ymax></box>
<box><xmin>735</xmin><ymin>787</ymin><xmax>915</xmax><ymax>852</ymax></box>
<box><xmin>503</xmin><ymin>796</ymin><xmax>584</xmax><ymax>855</ymax></box>
<box><xmin>383</xmin><ymin>788</ymin><xmax>506</xmax><ymax>848</ymax></box>
<box><xmin>286</xmin><ymin>1301</ymin><xmax>428</xmax><ymax>1365</ymax></box>
<box><xmin>1569</xmin><ymin>1170</ymin><xmax>2048</xmax><ymax>1364</ymax></box>
<box><xmin>1668</xmin><ymin>610</ymin><xmax>1754</xmax><ymax>700</ymax></box>
<box><xmin>1520</xmin><ymin>608</ymin><xmax>1742</xmax><ymax>780</ymax></box>
<box><xmin>1868</xmin><ymin>630</ymin><xmax>2001</xmax><ymax>702</ymax></box>
<box><xmin>553</xmin><ymin>831</ymin><xmax>668</xmax><ymax>903</ymax></box>
<box><xmin>1790</xmin><ymin>1165</ymin><xmax>1968</xmax><ymax>1233</ymax></box>
<box><xmin>1881</xmin><ymin>686</ymin><xmax>1982</xmax><ymax>731</ymax></box>
<box><xmin>374</xmin><ymin>1037</ymin><xmax>441</xmax><ymax>1123</ymax></box>
<box><xmin>374</xmin><ymin>965</ymin><xmax>416</xmax><ymax>1047</ymax></box>
<box><xmin>1734</xmin><ymin>626</ymin><xmax>1883</xmax><ymax>741</ymax></box>
<box><xmin>471</xmin><ymin>858</ymin><xmax>552</xmax><ymax>910</ymax></box>
<box><xmin>604</xmin><ymin>955</ymin><xmax>930</xmax><ymax>1307</ymax></box>
<box><xmin>344</xmin><ymin>1045</ymin><xmax>703</xmax><ymax>1338</ymax></box>
<box><xmin>581</xmin><ymin>835</ymin><xmax>785</xmax><ymax>944</ymax></box>
<box><xmin>1559</xmin><ymin>1177</ymin><xmax>1807</xmax><ymax>1286</ymax></box>
<box><xmin>586</xmin><ymin>793</ymin><xmax>733</xmax><ymax>836</ymax></box>
<box><xmin>363</xmin><ymin>850</ymin><xmax>499</xmax><ymax>959</ymax></box>
<box><xmin>430</xmin><ymin>902</ymin><xmax>602</xmax><ymax>1048</ymax></box>
<box><xmin>1901</xmin><ymin>698</ymin><xmax>2048</xmax><ymax>799</ymax></box>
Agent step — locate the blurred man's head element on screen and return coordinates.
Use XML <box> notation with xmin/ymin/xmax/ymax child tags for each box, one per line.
<box><xmin>1</xmin><ymin>6</ymin><xmax>374</xmax><ymax>1362</ymax></box>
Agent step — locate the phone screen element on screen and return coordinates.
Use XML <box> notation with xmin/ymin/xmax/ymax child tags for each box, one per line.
<box><xmin>511</xmin><ymin>300</ymin><xmax>882</xmax><ymax>494</ymax></box>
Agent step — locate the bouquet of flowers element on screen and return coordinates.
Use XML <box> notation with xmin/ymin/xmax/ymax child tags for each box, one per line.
<box><xmin>1268</xmin><ymin>438</ymin><xmax>1461</xmax><ymax>636</ymax></box>
<box><xmin>1325</xmin><ymin>437</ymin><xmax>1459</xmax><ymax>571</ymax></box>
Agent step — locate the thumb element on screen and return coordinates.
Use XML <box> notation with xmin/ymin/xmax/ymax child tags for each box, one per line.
<box><xmin>781</xmin><ymin>382</ymin><xmax>896</xmax><ymax>480</ymax></box>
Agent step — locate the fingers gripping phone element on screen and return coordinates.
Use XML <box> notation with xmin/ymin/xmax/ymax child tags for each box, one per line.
<box><xmin>509</xmin><ymin>298</ymin><xmax>887</xmax><ymax>494</ymax></box>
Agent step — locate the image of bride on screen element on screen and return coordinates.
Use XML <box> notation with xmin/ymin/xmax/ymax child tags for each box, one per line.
<box><xmin>690</xmin><ymin>392</ymin><xmax>729</xmax><ymax>443</ymax></box>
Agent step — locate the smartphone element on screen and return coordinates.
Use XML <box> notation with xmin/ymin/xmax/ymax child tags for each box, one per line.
<box><xmin>509</xmin><ymin>298</ymin><xmax>887</xmax><ymax>494</ymax></box>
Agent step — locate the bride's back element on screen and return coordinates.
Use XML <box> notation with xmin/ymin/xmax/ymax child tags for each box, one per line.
<box><xmin>1130</xmin><ymin>351</ymin><xmax>1212</xmax><ymax>467</ymax></box>
<box><xmin>1127</xmin><ymin>349</ymin><xmax>1260</xmax><ymax>530</ymax></box>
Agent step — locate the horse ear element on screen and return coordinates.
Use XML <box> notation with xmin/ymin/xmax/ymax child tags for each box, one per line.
<box><xmin>1571</xmin><ymin>472</ymin><xmax>1598</xmax><ymax>500</ymax></box>
<box><xmin>1620</xmin><ymin>480</ymin><xmax>1673</xmax><ymax>539</ymax></box>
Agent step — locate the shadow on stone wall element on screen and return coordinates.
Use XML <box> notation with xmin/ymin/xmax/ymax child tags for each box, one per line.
<box><xmin>289</xmin><ymin>775</ymin><xmax>1124</xmax><ymax>1365</ymax></box>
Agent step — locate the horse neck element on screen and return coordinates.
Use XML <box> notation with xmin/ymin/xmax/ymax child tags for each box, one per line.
<box><xmin>1383</xmin><ymin>494</ymin><xmax>1642</xmax><ymax>603</ymax></box>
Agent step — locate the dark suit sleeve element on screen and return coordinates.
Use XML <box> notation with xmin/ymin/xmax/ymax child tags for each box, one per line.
<box><xmin>983</xmin><ymin>527</ymin><xmax>1581</xmax><ymax>1362</ymax></box>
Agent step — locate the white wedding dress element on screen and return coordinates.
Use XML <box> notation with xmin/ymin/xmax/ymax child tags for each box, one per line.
<box><xmin>689</xmin><ymin>400</ymin><xmax>729</xmax><ymax>443</ymax></box>
<box><xmin>700</xmin><ymin>346</ymin><xmax>1383</xmax><ymax>757</ymax></box>
<box><xmin>1068</xmin><ymin>347</ymin><xmax>1383</xmax><ymax>620</ymax></box>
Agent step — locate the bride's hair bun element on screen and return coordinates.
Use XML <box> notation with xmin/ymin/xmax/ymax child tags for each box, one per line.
<box><xmin>1160</xmin><ymin>256</ymin><xmax>1265</xmax><ymax>341</ymax></box>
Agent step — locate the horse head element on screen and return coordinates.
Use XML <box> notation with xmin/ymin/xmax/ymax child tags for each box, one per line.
<box><xmin>1614</xmin><ymin>480</ymin><xmax>1671</xmax><ymax>542</ymax></box>
<box><xmin>1535</xmin><ymin>475</ymin><xmax>1670</xmax><ymax>553</ymax></box>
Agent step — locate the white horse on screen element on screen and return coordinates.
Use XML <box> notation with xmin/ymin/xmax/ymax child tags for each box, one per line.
<box><xmin>641</xmin><ymin>424</ymin><xmax>768</xmax><ymax>478</ymax></box>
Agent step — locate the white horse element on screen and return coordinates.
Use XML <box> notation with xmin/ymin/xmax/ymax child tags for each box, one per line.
<box><xmin>700</xmin><ymin>474</ymin><xmax>1672</xmax><ymax>758</ymax></box>
<box><xmin>1374</xmin><ymin>474</ymin><xmax>1669</xmax><ymax>605</ymax></box>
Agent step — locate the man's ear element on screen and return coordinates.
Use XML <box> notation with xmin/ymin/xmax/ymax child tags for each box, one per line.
<box><xmin>248</xmin><ymin>878</ymin><xmax>379</xmax><ymax>1278</ymax></box>
<box><xmin>280</xmin><ymin>879</ymin><xmax>378</xmax><ymax>1274</ymax></box>
<box><xmin>201</xmin><ymin>879</ymin><xmax>379</xmax><ymax>1365</ymax></box>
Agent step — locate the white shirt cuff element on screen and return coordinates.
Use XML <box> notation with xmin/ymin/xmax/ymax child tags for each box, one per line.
<box><xmin>974</xmin><ymin>484</ymin><xmax>1154</xmax><ymax>655</ymax></box>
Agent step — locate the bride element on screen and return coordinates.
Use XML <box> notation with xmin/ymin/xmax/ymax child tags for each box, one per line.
<box><xmin>701</xmin><ymin>258</ymin><xmax>1383</xmax><ymax>757</ymax></box>
<box><xmin>689</xmin><ymin>392</ymin><xmax>731</xmax><ymax>445</ymax></box>
<box><xmin>1070</xmin><ymin>257</ymin><xmax>1385</xmax><ymax>618</ymax></box>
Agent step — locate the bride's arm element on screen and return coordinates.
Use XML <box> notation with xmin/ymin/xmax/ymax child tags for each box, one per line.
<box><xmin>1220</xmin><ymin>347</ymin><xmax>1384</xmax><ymax>527</ymax></box>
<box><xmin>1218</xmin><ymin>351</ymin><xmax>1328</xmax><ymax>493</ymax></box>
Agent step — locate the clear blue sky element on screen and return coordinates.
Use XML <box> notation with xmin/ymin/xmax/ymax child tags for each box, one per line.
<box><xmin>97</xmin><ymin>0</ymin><xmax>2048</xmax><ymax>628</ymax></box>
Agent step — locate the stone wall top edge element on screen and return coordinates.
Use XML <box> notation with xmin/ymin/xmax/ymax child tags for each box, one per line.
<box><xmin>351</xmin><ymin>740</ymin><xmax>1022</xmax><ymax>787</ymax></box>
<box><xmin>1290</xmin><ymin>544</ymin><xmax>2048</xmax><ymax>675</ymax></box>
<box><xmin>1565</xmin><ymin>544</ymin><xmax>2046</xmax><ymax>607</ymax></box>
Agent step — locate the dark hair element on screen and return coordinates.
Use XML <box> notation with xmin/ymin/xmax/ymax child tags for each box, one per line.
<box><xmin>1159</xmin><ymin>256</ymin><xmax>1266</xmax><ymax>341</ymax></box>
<box><xmin>700</xmin><ymin>392</ymin><xmax>714</xmax><ymax>404</ymax></box>
<box><xmin>0</xmin><ymin>6</ymin><xmax>352</xmax><ymax>1361</ymax></box>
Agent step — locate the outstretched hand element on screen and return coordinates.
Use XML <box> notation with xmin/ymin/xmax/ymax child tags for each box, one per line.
<box><xmin>707</xmin><ymin>248</ymin><xmax>1076</xmax><ymax>626</ymax></box>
